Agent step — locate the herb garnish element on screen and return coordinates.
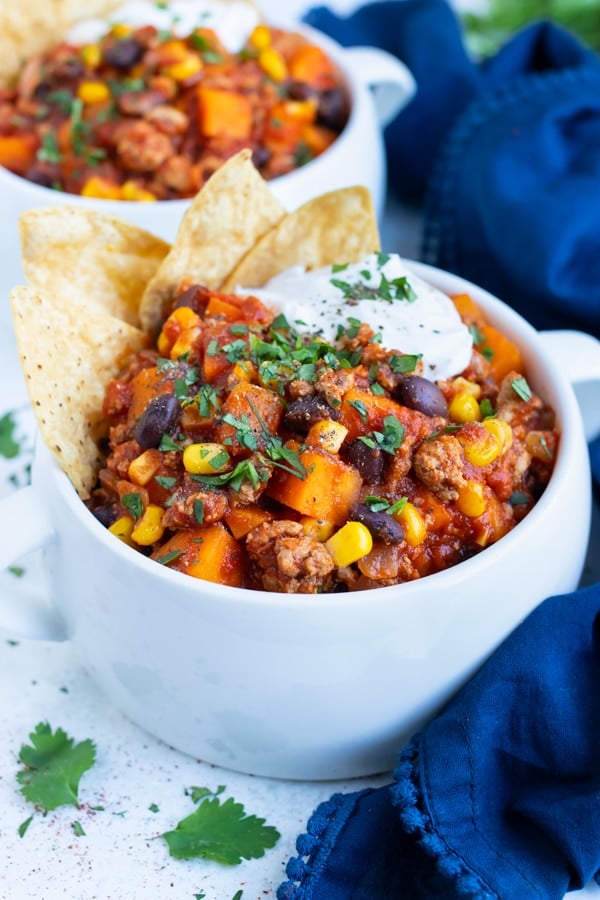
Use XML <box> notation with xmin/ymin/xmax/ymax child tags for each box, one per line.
<box><xmin>364</xmin><ymin>495</ymin><xmax>408</xmax><ymax>516</ymax></box>
<box><xmin>511</xmin><ymin>377</ymin><xmax>532</xmax><ymax>402</ymax></box>
<box><xmin>122</xmin><ymin>492</ymin><xmax>143</xmax><ymax>520</ymax></box>
<box><xmin>17</xmin><ymin>722</ymin><xmax>96</xmax><ymax>812</ymax></box>
<box><xmin>358</xmin><ymin>415</ymin><xmax>405</xmax><ymax>455</ymax></box>
<box><xmin>161</xmin><ymin>786</ymin><xmax>280</xmax><ymax>864</ymax></box>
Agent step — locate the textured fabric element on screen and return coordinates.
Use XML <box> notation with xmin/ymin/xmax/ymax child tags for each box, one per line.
<box><xmin>278</xmin><ymin>585</ymin><xmax>600</xmax><ymax>900</ymax></box>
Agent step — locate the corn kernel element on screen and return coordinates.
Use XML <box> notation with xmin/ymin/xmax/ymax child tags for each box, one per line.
<box><xmin>111</xmin><ymin>23</ymin><xmax>133</xmax><ymax>38</ymax></box>
<box><xmin>81</xmin><ymin>44</ymin><xmax>101</xmax><ymax>68</ymax></box>
<box><xmin>395</xmin><ymin>501</ymin><xmax>426</xmax><ymax>547</ymax></box>
<box><xmin>183</xmin><ymin>443</ymin><xmax>230</xmax><ymax>475</ymax></box>
<box><xmin>306</xmin><ymin>419</ymin><xmax>348</xmax><ymax>453</ymax></box>
<box><xmin>249</xmin><ymin>24</ymin><xmax>272</xmax><ymax>50</ymax></box>
<box><xmin>162</xmin><ymin>54</ymin><xmax>203</xmax><ymax>82</ymax></box>
<box><xmin>456</xmin><ymin>481</ymin><xmax>486</xmax><ymax>518</ymax></box>
<box><xmin>128</xmin><ymin>449</ymin><xmax>161</xmax><ymax>486</ymax></box>
<box><xmin>300</xmin><ymin>516</ymin><xmax>335</xmax><ymax>542</ymax></box>
<box><xmin>121</xmin><ymin>180</ymin><xmax>157</xmax><ymax>202</ymax></box>
<box><xmin>131</xmin><ymin>504</ymin><xmax>165</xmax><ymax>546</ymax></box>
<box><xmin>483</xmin><ymin>418</ymin><xmax>513</xmax><ymax>453</ymax></box>
<box><xmin>325</xmin><ymin>521</ymin><xmax>373</xmax><ymax>567</ymax></box>
<box><xmin>77</xmin><ymin>80</ymin><xmax>111</xmax><ymax>104</ymax></box>
<box><xmin>81</xmin><ymin>176</ymin><xmax>121</xmax><ymax>200</ymax></box>
<box><xmin>258</xmin><ymin>47</ymin><xmax>288</xmax><ymax>82</ymax></box>
<box><xmin>448</xmin><ymin>391</ymin><xmax>481</xmax><ymax>423</ymax></box>
<box><xmin>170</xmin><ymin>332</ymin><xmax>196</xmax><ymax>360</ymax></box>
<box><xmin>460</xmin><ymin>430</ymin><xmax>501</xmax><ymax>467</ymax></box>
<box><xmin>108</xmin><ymin>515</ymin><xmax>135</xmax><ymax>544</ymax></box>
<box><xmin>451</xmin><ymin>376</ymin><xmax>481</xmax><ymax>399</ymax></box>
<box><xmin>157</xmin><ymin>331</ymin><xmax>171</xmax><ymax>356</ymax></box>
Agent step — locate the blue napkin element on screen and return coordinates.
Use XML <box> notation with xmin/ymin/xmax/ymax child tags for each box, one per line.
<box><xmin>304</xmin><ymin>0</ymin><xmax>600</xmax><ymax>485</ymax></box>
<box><xmin>278</xmin><ymin>583</ymin><xmax>600</xmax><ymax>899</ymax></box>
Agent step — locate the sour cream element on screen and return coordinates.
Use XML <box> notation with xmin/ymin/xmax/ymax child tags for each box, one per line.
<box><xmin>242</xmin><ymin>254</ymin><xmax>473</xmax><ymax>381</ymax></box>
<box><xmin>66</xmin><ymin>0</ymin><xmax>260</xmax><ymax>52</ymax></box>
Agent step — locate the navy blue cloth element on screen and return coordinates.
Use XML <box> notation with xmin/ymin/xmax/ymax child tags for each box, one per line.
<box><xmin>304</xmin><ymin>1</ymin><xmax>600</xmax><ymax>339</ymax></box>
<box><xmin>278</xmin><ymin>584</ymin><xmax>600</xmax><ymax>899</ymax></box>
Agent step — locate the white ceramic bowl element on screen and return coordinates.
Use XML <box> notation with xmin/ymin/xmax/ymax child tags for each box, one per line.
<box><xmin>0</xmin><ymin>22</ymin><xmax>415</xmax><ymax>323</ymax></box>
<box><xmin>2</xmin><ymin>263</ymin><xmax>600</xmax><ymax>781</ymax></box>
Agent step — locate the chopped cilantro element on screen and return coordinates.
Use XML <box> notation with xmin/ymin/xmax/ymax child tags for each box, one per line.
<box><xmin>348</xmin><ymin>399</ymin><xmax>369</xmax><ymax>424</ymax></box>
<box><xmin>72</xmin><ymin>820</ymin><xmax>86</xmax><ymax>837</ymax></box>
<box><xmin>17</xmin><ymin>723</ymin><xmax>96</xmax><ymax>811</ymax></box>
<box><xmin>122</xmin><ymin>492</ymin><xmax>143</xmax><ymax>520</ymax></box>
<box><xmin>479</xmin><ymin>398</ymin><xmax>495</xmax><ymax>418</ymax></box>
<box><xmin>37</xmin><ymin>131</ymin><xmax>62</xmax><ymax>164</ymax></box>
<box><xmin>193</xmin><ymin>499</ymin><xmax>205</xmax><ymax>525</ymax></box>
<box><xmin>376</xmin><ymin>252</ymin><xmax>391</xmax><ymax>267</ymax></box>
<box><xmin>206</xmin><ymin>339</ymin><xmax>219</xmax><ymax>357</ymax></box>
<box><xmin>157</xmin><ymin>549</ymin><xmax>184</xmax><ymax>566</ymax></box>
<box><xmin>389</xmin><ymin>353</ymin><xmax>421</xmax><ymax>374</ymax></box>
<box><xmin>155</xmin><ymin>475</ymin><xmax>177</xmax><ymax>489</ymax></box>
<box><xmin>359</xmin><ymin>416</ymin><xmax>405</xmax><ymax>455</ymax></box>
<box><xmin>159</xmin><ymin>434</ymin><xmax>181</xmax><ymax>452</ymax></box>
<box><xmin>509</xmin><ymin>491</ymin><xmax>529</xmax><ymax>506</ymax></box>
<box><xmin>511</xmin><ymin>377</ymin><xmax>532</xmax><ymax>401</ymax></box>
<box><xmin>18</xmin><ymin>816</ymin><xmax>33</xmax><ymax>838</ymax></box>
<box><xmin>331</xmin><ymin>263</ymin><xmax>348</xmax><ymax>273</ymax></box>
<box><xmin>149</xmin><ymin>803</ymin><xmax>160</xmax><ymax>813</ymax></box>
<box><xmin>8</xmin><ymin>565</ymin><xmax>25</xmax><ymax>577</ymax></box>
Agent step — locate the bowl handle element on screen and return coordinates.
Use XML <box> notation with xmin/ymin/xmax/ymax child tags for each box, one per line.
<box><xmin>0</xmin><ymin>485</ymin><xmax>65</xmax><ymax>640</ymax></box>
<box><xmin>539</xmin><ymin>330</ymin><xmax>600</xmax><ymax>442</ymax></box>
<box><xmin>344</xmin><ymin>46</ymin><xmax>416</xmax><ymax>129</ymax></box>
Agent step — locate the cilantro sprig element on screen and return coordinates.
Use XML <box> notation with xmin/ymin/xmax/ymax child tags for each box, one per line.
<box><xmin>17</xmin><ymin>723</ymin><xmax>96</xmax><ymax>812</ymax></box>
<box><xmin>161</xmin><ymin>786</ymin><xmax>280</xmax><ymax>864</ymax></box>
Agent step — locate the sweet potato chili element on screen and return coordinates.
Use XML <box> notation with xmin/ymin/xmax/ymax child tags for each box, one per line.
<box><xmin>87</xmin><ymin>281</ymin><xmax>559</xmax><ymax>593</ymax></box>
<box><xmin>0</xmin><ymin>22</ymin><xmax>349</xmax><ymax>199</ymax></box>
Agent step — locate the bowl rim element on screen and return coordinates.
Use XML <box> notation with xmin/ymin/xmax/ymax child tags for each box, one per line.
<box><xmin>36</xmin><ymin>259</ymin><xmax>584</xmax><ymax>609</ymax></box>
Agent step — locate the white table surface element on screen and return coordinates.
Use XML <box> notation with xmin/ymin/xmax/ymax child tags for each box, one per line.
<box><xmin>1</xmin><ymin>3</ymin><xmax>599</xmax><ymax>900</ymax></box>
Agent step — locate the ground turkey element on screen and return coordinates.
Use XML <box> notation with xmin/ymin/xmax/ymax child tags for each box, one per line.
<box><xmin>245</xmin><ymin>520</ymin><xmax>335</xmax><ymax>593</ymax></box>
<box><xmin>413</xmin><ymin>433</ymin><xmax>467</xmax><ymax>501</ymax></box>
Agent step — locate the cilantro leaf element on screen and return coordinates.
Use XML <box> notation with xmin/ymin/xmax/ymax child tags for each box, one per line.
<box><xmin>122</xmin><ymin>492</ymin><xmax>143</xmax><ymax>520</ymax></box>
<box><xmin>17</xmin><ymin>723</ymin><xmax>96</xmax><ymax>811</ymax></box>
<box><xmin>0</xmin><ymin>411</ymin><xmax>21</xmax><ymax>459</ymax></box>
<box><xmin>161</xmin><ymin>795</ymin><xmax>280</xmax><ymax>864</ymax></box>
<box><xmin>511</xmin><ymin>377</ymin><xmax>532</xmax><ymax>402</ymax></box>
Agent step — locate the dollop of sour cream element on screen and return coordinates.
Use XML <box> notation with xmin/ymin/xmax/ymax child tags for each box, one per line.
<box><xmin>66</xmin><ymin>0</ymin><xmax>260</xmax><ymax>52</ymax></box>
<box><xmin>241</xmin><ymin>253</ymin><xmax>473</xmax><ymax>382</ymax></box>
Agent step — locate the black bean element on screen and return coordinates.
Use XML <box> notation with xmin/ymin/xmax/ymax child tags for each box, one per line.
<box><xmin>350</xmin><ymin>503</ymin><xmax>405</xmax><ymax>545</ymax></box>
<box><xmin>50</xmin><ymin>58</ymin><xmax>85</xmax><ymax>82</ymax></box>
<box><xmin>342</xmin><ymin>439</ymin><xmax>384</xmax><ymax>482</ymax></box>
<box><xmin>283</xmin><ymin>397</ymin><xmax>338</xmax><ymax>433</ymax></box>
<box><xmin>251</xmin><ymin>145</ymin><xmax>272</xmax><ymax>170</ymax></box>
<box><xmin>103</xmin><ymin>39</ymin><xmax>144</xmax><ymax>69</ymax></box>
<box><xmin>287</xmin><ymin>79</ymin><xmax>317</xmax><ymax>101</ymax></box>
<box><xmin>25</xmin><ymin>166</ymin><xmax>55</xmax><ymax>188</ymax></box>
<box><xmin>393</xmin><ymin>376</ymin><xmax>448</xmax><ymax>418</ymax></box>
<box><xmin>317</xmin><ymin>88</ymin><xmax>349</xmax><ymax>132</ymax></box>
<box><xmin>92</xmin><ymin>505</ymin><xmax>119</xmax><ymax>528</ymax></box>
<box><xmin>135</xmin><ymin>394</ymin><xmax>180</xmax><ymax>449</ymax></box>
<box><xmin>173</xmin><ymin>284</ymin><xmax>210</xmax><ymax>315</ymax></box>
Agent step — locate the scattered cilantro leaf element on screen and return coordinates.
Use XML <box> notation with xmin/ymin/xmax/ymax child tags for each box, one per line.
<box><xmin>0</xmin><ymin>411</ymin><xmax>21</xmax><ymax>459</ymax></box>
<box><xmin>161</xmin><ymin>795</ymin><xmax>280</xmax><ymax>864</ymax></box>
<box><xmin>17</xmin><ymin>723</ymin><xmax>96</xmax><ymax>811</ymax></box>
<box><xmin>72</xmin><ymin>820</ymin><xmax>86</xmax><ymax>836</ymax></box>
<box><xmin>149</xmin><ymin>803</ymin><xmax>160</xmax><ymax>813</ymax></box>
<box><xmin>193</xmin><ymin>499</ymin><xmax>205</xmax><ymax>525</ymax></box>
<box><xmin>157</xmin><ymin>549</ymin><xmax>184</xmax><ymax>566</ymax></box>
<box><xmin>8</xmin><ymin>565</ymin><xmax>25</xmax><ymax>577</ymax></box>
<box><xmin>159</xmin><ymin>434</ymin><xmax>181</xmax><ymax>452</ymax></box>
<box><xmin>389</xmin><ymin>353</ymin><xmax>421</xmax><ymax>374</ymax></box>
<box><xmin>18</xmin><ymin>816</ymin><xmax>33</xmax><ymax>838</ymax></box>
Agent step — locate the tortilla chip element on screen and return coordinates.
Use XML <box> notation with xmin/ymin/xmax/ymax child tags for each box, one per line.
<box><xmin>10</xmin><ymin>285</ymin><xmax>147</xmax><ymax>499</ymax></box>
<box><xmin>139</xmin><ymin>150</ymin><xmax>286</xmax><ymax>335</ymax></box>
<box><xmin>221</xmin><ymin>186</ymin><xmax>380</xmax><ymax>290</ymax></box>
<box><xmin>0</xmin><ymin>1</ymin><xmax>123</xmax><ymax>86</ymax></box>
<box><xmin>19</xmin><ymin>207</ymin><xmax>170</xmax><ymax>328</ymax></box>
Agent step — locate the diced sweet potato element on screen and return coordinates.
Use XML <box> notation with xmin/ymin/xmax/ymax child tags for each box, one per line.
<box><xmin>451</xmin><ymin>292</ymin><xmax>486</xmax><ymax>325</ymax></box>
<box><xmin>339</xmin><ymin>390</ymin><xmax>435</xmax><ymax>442</ymax></box>
<box><xmin>215</xmin><ymin>382</ymin><xmax>283</xmax><ymax>453</ymax></box>
<box><xmin>225</xmin><ymin>504</ymin><xmax>273</xmax><ymax>539</ymax></box>
<box><xmin>267</xmin><ymin>446</ymin><xmax>362</xmax><ymax>524</ymax></box>
<box><xmin>152</xmin><ymin>524</ymin><xmax>243</xmax><ymax>586</ymax></box>
<box><xmin>478</xmin><ymin>324</ymin><xmax>523</xmax><ymax>383</ymax></box>
<box><xmin>128</xmin><ymin>366</ymin><xmax>174</xmax><ymax>420</ymax></box>
<box><xmin>0</xmin><ymin>134</ymin><xmax>38</xmax><ymax>174</ymax></box>
<box><xmin>288</xmin><ymin>45</ymin><xmax>338</xmax><ymax>89</ymax></box>
<box><xmin>197</xmin><ymin>87</ymin><xmax>253</xmax><ymax>139</ymax></box>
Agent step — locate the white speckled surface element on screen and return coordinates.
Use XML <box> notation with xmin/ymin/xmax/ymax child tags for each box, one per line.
<box><xmin>1</xmin><ymin>2</ymin><xmax>600</xmax><ymax>898</ymax></box>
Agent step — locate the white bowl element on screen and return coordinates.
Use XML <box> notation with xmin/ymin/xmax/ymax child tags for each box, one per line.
<box><xmin>0</xmin><ymin>22</ymin><xmax>415</xmax><ymax>323</ymax></box>
<box><xmin>2</xmin><ymin>263</ymin><xmax>599</xmax><ymax>780</ymax></box>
